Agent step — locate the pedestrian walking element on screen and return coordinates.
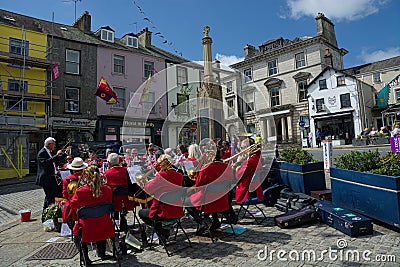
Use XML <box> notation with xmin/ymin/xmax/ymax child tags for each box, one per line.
<box><xmin>35</xmin><ymin>137</ymin><xmax>71</xmax><ymax>222</ymax></box>
<box><xmin>315</xmin><ymin>128</ymin><xmax>322</xmax><ymax>148</ymax></box>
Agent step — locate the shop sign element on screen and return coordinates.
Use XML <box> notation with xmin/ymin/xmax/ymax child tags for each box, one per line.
<box><xmin>123</xmin><ymin>120</ymin><xmax>155</xmax><ymax>128</ymax></box>
<box><xmin>51</xmin><ymin>117</ymin><xmax>96</xmax><ymax>129</ymax></box>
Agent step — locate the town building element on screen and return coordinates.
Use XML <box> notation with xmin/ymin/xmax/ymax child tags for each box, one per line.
<box><xmin>230</xmin><ymin>13</ymin><xmax>348</xmax><ymax>145</ymax></box>
<box><xmin>0</xmin><ymin>10</ymin><xmax>56</xmax><ymax>177</ymax></box>
<box><xmin>344</xmin><ymin>56</ymin><xmax>400</xmax><ymax>129</ymax></box>
<box><xmin>306</xmin><ymin>67</ymin><xmax>375</xmax><ymax>147</ymax></box>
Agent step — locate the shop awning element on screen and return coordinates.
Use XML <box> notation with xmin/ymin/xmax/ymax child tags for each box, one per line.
<box><xmin>312</xmin><ymin>111</ymin><xmax>353</xmax><ymax>120</ymax></box>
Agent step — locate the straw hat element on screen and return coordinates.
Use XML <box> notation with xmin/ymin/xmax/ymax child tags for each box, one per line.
<box><xmin>67</xmin><ymin>157</ymin><xmax>88</xmax><ymax>171</ymax></box>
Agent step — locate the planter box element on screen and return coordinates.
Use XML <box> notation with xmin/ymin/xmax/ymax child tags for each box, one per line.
<box><xmin>273</xmin><ymin>161</ymin><xmax>326</xmax><ymax>195</ymax></box>
<box><xmin>352</xmin><ymin>139</ymin><xmax>367</xmax><ymax>146</ymax></box>
<box><xmin>330</xmin><ymin>167</ymin><xmax>400</xmax><ymax>228</ymax></box>
<box><xmin>370</xmin><ymin>137</ymin><xmax>390</xmax><ymax>145</ymax></box>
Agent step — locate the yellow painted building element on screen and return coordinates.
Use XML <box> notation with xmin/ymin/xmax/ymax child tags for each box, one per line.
<box><xmin>0</xmin><ymin>23</ymin><xmax>52</xmax><ymax>179</ymax></box>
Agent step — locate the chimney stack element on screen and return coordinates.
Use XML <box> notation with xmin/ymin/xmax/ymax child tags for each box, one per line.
<box><xmin>244</xmin><ymin>44</ymin><xmax>256</xmax><ymax>57</ymax></box>
<box><xmin>138</xmin><ymin>28</ymin><xmax>152</xmax><ymax>48</ymax></box>
<box><xmin>73</xmin><ymin>11</ymin><xmax>91</xmax><ymax>33</ymax></box>
<box><xmin>316</xmin><ymin>13</ymin><xmax>338</xmax><ymax>47</ymax></box>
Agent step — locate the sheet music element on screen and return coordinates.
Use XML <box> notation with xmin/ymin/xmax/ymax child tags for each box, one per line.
<box><xmin>182</xmin><ymin>160</ymin><xmax>194</xmax><ymax>171</ymax></box>
<box><xmin>60</xmin><ymin>170</ymin><xmax>71</xmax><ymax>179</ymax></box>
<box><xmin>127</xmin><ymin>165</ymin><xmax>142</xmax><ymax>184</ymax></box>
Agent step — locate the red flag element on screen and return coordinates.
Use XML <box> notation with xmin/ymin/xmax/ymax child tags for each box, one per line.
<box><xmin>52</xmin><ymin>64</ymin><xmax>59</xmax><ymax>80</ymax></box>
<box><xmin>95</xmin><ymin>77</ymin><xmax>119</xmax><ymax>104</ymax></box>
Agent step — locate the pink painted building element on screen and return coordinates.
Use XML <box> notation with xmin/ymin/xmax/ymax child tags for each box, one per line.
<box><xmin>95</xmin><ymin>27</ymin><xmax>185</xmax><ymax>146</ymax></box>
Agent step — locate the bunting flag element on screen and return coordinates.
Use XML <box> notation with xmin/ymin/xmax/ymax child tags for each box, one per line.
<box><xmin>95</xmin><ymin>76</ymin><xmax>119</xmax><ymax>104</ymax></box>
<box><xmin>139</xmin><ymin>75</ymin><xmax>151</xmax><ymax>104</ymax></box>
<box><xmin>132</xmin><ymin>0</ymin><xmax>183</xmax><ymax>57</ymax></box>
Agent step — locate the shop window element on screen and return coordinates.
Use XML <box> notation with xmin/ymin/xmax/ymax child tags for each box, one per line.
<box><xmin>319</xmin><ymin>79</ymin><xmax>327</xmax><ymax>90</ymax></box>
<box><xmin>65</xmin><ymin>87</ymin><xmax>79</xmax><ymax>113</ymax></box>
<box><xmin>270</xmin><ymin>87</ymin><xmax>280</xmax><ymax>107</ymax></box>
<box><xmin>268</xmin><ymin>59</ymin><xmax>278</xmax><ymax>76</ymax></box>
<box><xmin>66</xmin><ymin>49</ymin><xmax>80</xmax><ymax>74</ymax></box>
<box><xmin>340</xmin><ymin>93</ymin><xmax>351</xmax><ymax>108</ymax></box>
<box><xmin>244</xmin><ymin>68</ymin><xmax>252</xmax><ymax>82</ymax></box>
<box><xmin>113</xmin><ymin>87</ymin><xmax>125</xmax><ymax>108</ymax></box>
<box><xmin>298</xmin><ymin>80</ymin><xmax>308</xmax><ymax>102</ymax></box>
<box><xmin>113</xmin><ymin>55</ymin><xmax>125</xmax><ymax>74</ymax></box>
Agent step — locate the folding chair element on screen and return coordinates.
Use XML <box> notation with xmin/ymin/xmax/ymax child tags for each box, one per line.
<box><xmin>148</xmin><ymin>188</ymin><xmax>192</xmax><ymax>257</ymax></box>
<box><xmin>236</xmin><ymin>168</ymin><xmax>269</xmax><ymax>224</ymax></box>
<box><xmin>196</xmin><ymin>179</ymin><xmax>236</xmax><ymax>242</ymax></box>
<box><xmin>76</xmin><ymin>202</ymin><xmax>120</xmax><ymax>267</ymax></box>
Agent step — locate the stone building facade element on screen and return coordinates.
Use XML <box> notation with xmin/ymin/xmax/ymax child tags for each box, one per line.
<box><xmin>230</xmin><ymin>13</ymin><xmax>348</xmax><ymax>145</ymax></box>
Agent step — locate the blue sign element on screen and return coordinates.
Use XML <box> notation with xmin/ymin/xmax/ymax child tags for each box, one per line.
<box><xmin>299</xmin><ymin>121</ymin><xmax>305</xmax><ymax>127</ymax></box>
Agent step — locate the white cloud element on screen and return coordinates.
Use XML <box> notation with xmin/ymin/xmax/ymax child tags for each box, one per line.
<box><xmin>359</xmin><ymin>47</ymin><xmax>400</xmax><ymax>63</ymax></box>
<box><xmin>286</xmin><ymin>0</ymin><xmax>389</xmax><ymax>21</ymax></box>
<box><xmin>215</xmin><ymin>53</ymin><xmax>244</xmax><ymax>68</ymax></box>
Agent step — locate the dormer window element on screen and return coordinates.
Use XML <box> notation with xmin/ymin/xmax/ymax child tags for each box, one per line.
<box><xmin>101</xmin><ymin>29</ymin><xmax>114</xmax><ymax>42</ymax></box>
<box><xmin>126</xmin><ymin>36</ymin><xmax>138</xmax><ymax>48</ymax></box>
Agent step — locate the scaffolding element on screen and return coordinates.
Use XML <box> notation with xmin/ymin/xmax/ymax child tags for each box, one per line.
<box><xmin>0</xmin><ymin>21</ymin><xmax>56</xmax><ymax>179</ymax></box>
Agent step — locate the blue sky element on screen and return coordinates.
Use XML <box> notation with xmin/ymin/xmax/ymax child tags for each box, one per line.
<box><xmin>2</xmin><ymin>0</ymin><xmax>399</xmax><ymax>68</ymax></box>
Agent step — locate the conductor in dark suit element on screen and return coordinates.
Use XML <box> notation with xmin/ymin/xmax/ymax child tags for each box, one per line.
<box><xmin>35</xmin><ymin>137</ymin><xmax>71</xmax><ymax>222</ymax></box>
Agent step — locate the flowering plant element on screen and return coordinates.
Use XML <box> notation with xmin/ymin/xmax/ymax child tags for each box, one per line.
<box><xmin>279</xmin><ymin>148</ymin><xmax>317</xmax><ymax>164</ymax></box>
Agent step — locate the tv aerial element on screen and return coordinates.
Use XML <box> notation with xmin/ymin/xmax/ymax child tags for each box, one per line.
<box><xmin>62</xmin><ymin>0</ymin><xmax>82</xmax><ymax>23</ymax></box>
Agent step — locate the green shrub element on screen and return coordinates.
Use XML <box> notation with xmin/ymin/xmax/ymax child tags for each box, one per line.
<box><xmin>372</xmin><ymin>152</ymin><xmax>400</xmax><ymax>176</ymax></box>
<box><xmin>279</xmin><ymin>148</ymin><xmax>317</xmax><ymax>164</ymax></box>
<box><xmin>334</xmin><ymin>150</ymin><xmax>383</xmax><ymax>173</ymax></box>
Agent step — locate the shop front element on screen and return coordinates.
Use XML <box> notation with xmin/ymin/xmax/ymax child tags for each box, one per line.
<box><xmin>312</xmin><ymin>112</ymin><xmax>355</xmax><ymax>145</ymax></box>
<box><xmin>52</xmin><ymin>117</ymin><xmax>96</xmax><ymax>148</ymax></box>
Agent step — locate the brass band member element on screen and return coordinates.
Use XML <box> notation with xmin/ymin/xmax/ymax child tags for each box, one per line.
<box><xmin>235</xmin><ymin>138</ymin><xmax>264</xmax><ymax>204</ymax></box>
<box><xmin>186</xmin><ymin>149</ymin><xmax>236</xmax><ymax>234</ymax></box>
<box><xmin>138</xmin><ymin>154</ymin><xmax>184</xmax><ymax>242</ymax></box>
<box><xmin>70</xmin><ymin>166</ymin><xmax>114</xmax><ymax>264</ymax></box>
<box><xmin>103</xmin><ymin>153</ymin><xmax>135</xmax><ymax>214</ymax></box>
<box><xmin>61</xmin><ymin>157</ymin><xmax>88</xmax><ymax>227</ymax></box>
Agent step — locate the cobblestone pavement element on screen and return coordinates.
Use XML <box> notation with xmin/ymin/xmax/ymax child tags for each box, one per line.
<box><xmin>0</xmin><ymin>179</ymin><xmax>399</xmax><ymax>267</ymax></box>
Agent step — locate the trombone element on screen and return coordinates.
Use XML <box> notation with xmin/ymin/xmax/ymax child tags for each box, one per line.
<box><xmin>222</xmin><ymin>143</ymin><xmax>259</xmax><ymax>163</ymax></box>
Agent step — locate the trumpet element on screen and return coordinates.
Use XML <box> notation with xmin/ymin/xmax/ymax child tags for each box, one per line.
<box><xmin>222</xmin><ymin>143</ymin><xmax>259</xmax><ymax>163</ymax></box>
